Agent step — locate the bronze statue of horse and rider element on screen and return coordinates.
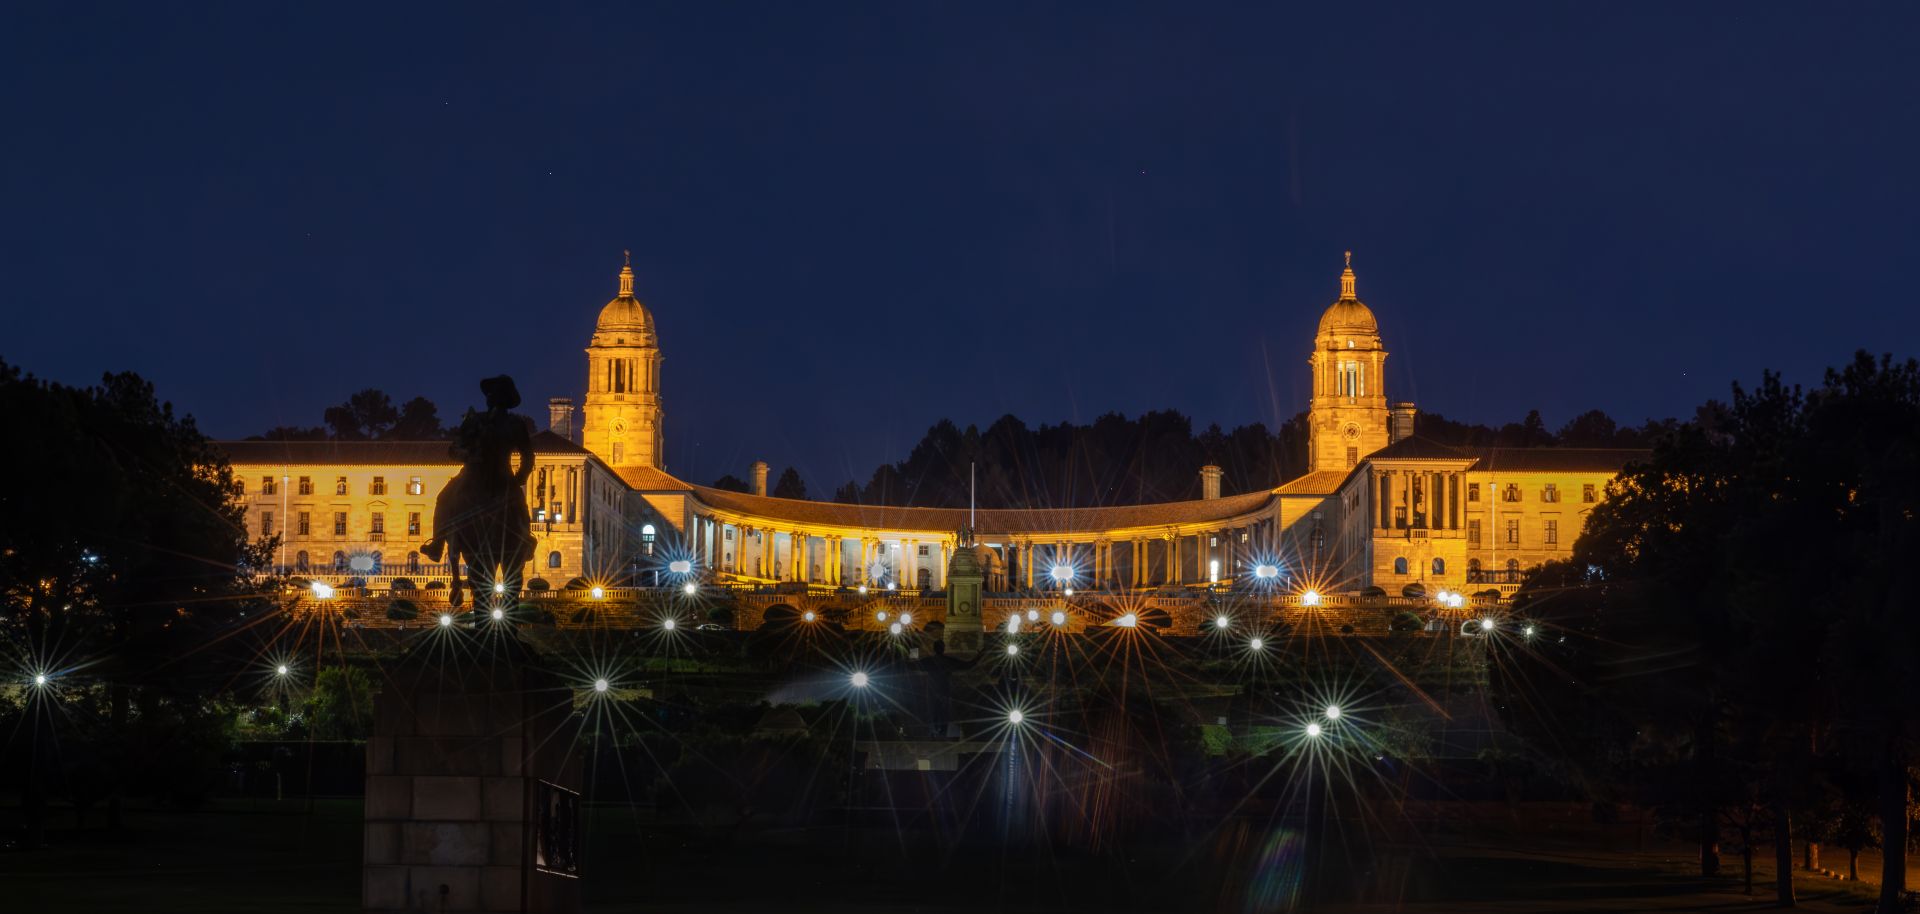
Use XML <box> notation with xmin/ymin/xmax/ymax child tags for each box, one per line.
<box><xmin>419</xmin><ymin>375</ymin><xmax>537</xmax><ymax>611</ymax></box>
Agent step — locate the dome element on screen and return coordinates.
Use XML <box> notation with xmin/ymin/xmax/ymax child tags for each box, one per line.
<box><xmin>1316</xmin><ymin>253</ymin><xmax>1378</xmax><ymax>337</ymax></box>
<box><xmin>592</xmin><ymin>258</ymin><xmax>657</xmax><ymax>346</ymax></box>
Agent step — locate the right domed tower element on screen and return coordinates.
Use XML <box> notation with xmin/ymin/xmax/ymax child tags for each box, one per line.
<box><xmin>1308</xmin><ymin>252</ymin><xmax>1390</xmax><ymax>473</ymax></box>
<box><xmin>581</xmin><ymin>253</ymin><xmax>664</xmax><ymax>470</ymax></box>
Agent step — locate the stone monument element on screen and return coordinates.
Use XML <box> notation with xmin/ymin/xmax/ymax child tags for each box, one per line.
<box><xmin>363</xmin><ymin>654</ymin><xmax>582</xmax><ymax>913</ymax></box>
<box><xmin>944</xmin><ymin>526</ymin><xmax>984</xmax><ymax>652</ymax></box>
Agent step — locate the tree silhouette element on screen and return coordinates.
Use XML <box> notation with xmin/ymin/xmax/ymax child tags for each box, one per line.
<box><xmin>771</xmin><ymin>466</ymin><xmax>807</xmax><ymax>499</ymax></box>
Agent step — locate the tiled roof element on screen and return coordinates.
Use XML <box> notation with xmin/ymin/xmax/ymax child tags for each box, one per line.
<box><xmin>218</xmin><ymin>432</ymin><xmax>594</xmax><ymax>466</ymax></box>
<box><xmin>1275</xmin><ymin>470</ymin><xmax>1351</xmax><ymax>495</ymax></box>
<box><xmin>1465</xmin><ymin>447</ymin><xmax>1648</xmax><ymax>473</ymax></box>
<box><xmin>1366</xmin><ymin>436</ymin><xmax>1475</xmax><ymax>462</ymax></box>
<box><xmin>218</xmin><ymin>440</ymin><xmax>460</xmax><ymax>466</ymax></box>
<box><xmin>685</xmin><ymin>485</ymin><xmax>1277</xmax><ymax>535</ymax></box>
<box><xmin>614</xmin><ymin>465</ymin><xmax>695</xmax><ymax>492</ymax></box>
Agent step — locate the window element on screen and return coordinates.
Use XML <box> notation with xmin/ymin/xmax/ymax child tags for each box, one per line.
<box><xmin>261</xmin><ymin>511</ymin><xmax>274</xmax><ymax>537</ymax></box>
<box><xmin>297</xmin><ymin>512</ymin><xmax>310</xmax><ymax>536</ymax></box>
<box><xmin>1468</xmin><ymin>558</ymin><xmax>1481</xmax><ymax>575</ymax></box>
<box><xmin>612</xmin><ymin>442</ymin><xmax>624</xmax><ymax>464</ymax></box>
<box><xmin>335</xmin><ymin>477</ymin><xmax>348</xmax><ymax>496</ymax></box>
<box><xmin>1393</xmin><ymin>556</ymin><xmax>1409</xmax><ymax>575</ymax></box>
<box><xmin>370</xmin><ymin>476</ymin><xmax>387</xmax><ymax>496</ymax></box>
<box><xmin>295</xmin><ymin>550</ymin><xmax>309</xmax><ymax>571</ymax></box>
<box><xmin>1393</xmin><ymin>506</ymin><xmax>1407</xmax><ymax>529</ymax></box>
<box><xmin>1502</xmin><ymin>483</ymin><xmax>1521</xmax><ymax>503</ymax></box>
<box><xmin>1506</xmin><ymin>558</ymin><xmax>1520</xmax><ymax>574</ymax></box>
<box><xmin>1337</xmin><ymin>360</ymin><xmax>1364</xmax><ymax>397</ymax></box>
<box><xmin>332</xmin><ymin>550</ymin><xmax>347</xmax><ymax>571</ymax></box>
<box><xmin>1505</xmin><ymin>519</ymin><xmax>1520</xmax><ymax>544</ymax></box>
<box><xmin>1346</xmin><ymin>446</ymin><xmax>1358</xmax><ymax>468</ymax></box>
<box><xmin>917</xmin><ymin>544</ymin><xmax>929</xmax><ymax>556</ymax></box>
<box><xmin>236</xmin><ymin>479</ymin><xmax>246</xmax><ymax>496</ymax></box>
<box><xmin>407</xmin><ymin>476</ymin><xmax>423</xmax><ymax>495</ymax></box>
<box><xmin>334</xmin><ymin>511</ymin><xmax>347</xmax><ymax>536</ymax></box>
<box><xmin>297</xmin><ymin>476</ymin><xmax>312</xmax><ymax>495</ymax></box>
<box><xmin>1467</xmin><ymin>519</ymin><xmax>1481</xmax><ymax>545</ymax></box>
<box><xmin>262</xmin><ymin>476</ymin><xmax>278</xmax><ymax>496</ymax></box>
<box><xmin>1468</xmin><ymin>483</ymin><xmax>1480</xmax><ymax>502</ymax></box>
<box><xmin>407</xmin><ymin>512</ymin><xmax>420</xmax><ymax>537</ymax></box>
<box><xmin>1432</xmin><ymin>558</ymin><xmax>1445</xmax><ymax>575</ymax></box>
<box><xmin>370</xmin><ymin>513</ymin><xmax>385</xmax><ymax>538</ymax></box>
<box><xmin>548</xmin><ymin>551</ymin><xmax>562</xmax><ymax>569</ymax></box>
<box><xmin>407</xmin><ymin>551</ymin><xmax>421</xmax><ymax>573</ymax></box>
<box><xmin>1582</xmin><ymin>484</ymin><xmax>1597</xmax><ymax>503</ymax></box>
<box><xmin>1544</xmin><ymin>519</ymin><xmax>1559</xmax><ymax>546</ymax></box>
<box><xmin>1542</xmin><ymin>484</ymin><xmax>1560</xmax><ymax>503</ymax></box>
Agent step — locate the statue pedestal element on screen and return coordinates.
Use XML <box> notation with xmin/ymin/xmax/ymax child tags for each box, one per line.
<box><xmin>363</xmin><ymin>651</ymin><xmax>581</xmax><ymax>914</ymax></box>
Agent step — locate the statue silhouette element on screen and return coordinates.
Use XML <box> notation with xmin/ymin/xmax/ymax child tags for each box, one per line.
<box><xmin>420</xmin><ymin>375</ymin><xmax>536</xmax><ymax>609</ymax></box>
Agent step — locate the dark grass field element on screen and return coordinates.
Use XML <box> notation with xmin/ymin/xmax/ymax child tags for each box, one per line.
<box><xmin>0</xmin><ymin>798</ymin><xmax>1887</xmax><ymax>913</ymax></box>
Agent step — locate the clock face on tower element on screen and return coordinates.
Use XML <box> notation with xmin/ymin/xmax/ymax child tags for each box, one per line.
<box><xmin>1343</xmin><ymin>423</ymin><xmax>1361</xmax><ymax>441</ymax></box>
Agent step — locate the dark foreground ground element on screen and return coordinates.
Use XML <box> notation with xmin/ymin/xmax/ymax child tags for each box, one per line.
<box><xmin>0</xmin><ymin>798</ymin><xmax>1893</xmax><ymax>913</ymax></box>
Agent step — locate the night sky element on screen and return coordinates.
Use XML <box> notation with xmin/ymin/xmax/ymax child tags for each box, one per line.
<box><xmin>5</xmin><ymin>5</ymin><xmax>1915</xmax><ymax>491</ymax></box>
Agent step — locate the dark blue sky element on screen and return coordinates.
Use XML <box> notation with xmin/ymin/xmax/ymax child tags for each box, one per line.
<box><xmin>5</xmin><ymin>4</ymin><xmax>1915</xmax><ymax>490</ymax></box>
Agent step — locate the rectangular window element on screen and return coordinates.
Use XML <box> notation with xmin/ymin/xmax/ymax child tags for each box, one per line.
<box><xmin>1502</xmin><ymin>484</ymin><xmax>1521</xmax><ymax>503</ymax></box>
<box><xmin>333</xmin><ymin>511</ymin><xmax>347</xmax><ymax>536</ymax></box>
<box><xmin>1346</xmin><ymin>446</ymin><xmax>1358</xmax><ymax>468</ymax></box>
<box><xmin>261</xmin><ymin>511</ymin><xmax>274</xmax><ymax>537</ymax></box>
<box><xmin>1542</xmin><ymin>484</ymin><xmax>1559</xmax><ymax>503</ymax></box>
<box><xmin>262</xmin><ymin>476</ymin><xmax>278</xmax><ymax>496</ymax></box>
<box><xmin>298</xmin><ymin>512</ymin><xmax>311</xmax><ymax>536</ymax></box>
<box><xmin>1468</xmin><ymin>483</ymin><xmax>1480</xmax><ymax>502</ymax></box>
<box><xmin>370</xmin><ymin>476</ymin><xmax>387</xmax><ymax>496</ymax></box>
<box><xmin>1505</xmin><ymin>519</ymin><xmax>1520</xmax><ymax>544</ymax></box>
<box><xmin>370</xmin><ymin>513</ymin><xmax>385</xmax><ymax>537</ymax></box>
<box><xmin>1394</xmin><ymin>506</ymin><xmax>1407</xmax><ymax>529</ymax></box>
<box><xmin>612</xmin><ymin>442</ymin><xmax>624</xmax><ymax>464</ymax></box>
<box><xmin>297</xmin><ymin>476</ymin><xmax>312</xmax><ymax>495</ymax></box>
<box><xmin>1544</xmin><ymin>519</ymin><xmax>1559</xmax><ymax>545</ymax></box>
<box><xmin>335</xmin><ymin>477</ymin><xmax>348</xmax><ymax>496</ymax></box>
<box><xmin>1467</xmin><ymin>519</ymin><xmax>1481</xmax><ymax>545</ymax></box>
<box><xmin>407</xmin><ymin>512</ymin><xmax>420</xmax><ymax>536</ymax></box>
<box><xmin>236</xmin><ymin>479</ymin><xmax>246</xmax><ymax>496</ymax></box>
<box><xmin>408</xmin><ymin>476</ymin><xmax>423</xmax><ymax>495</ymax></box>
<box><xmin>725</xmin><ymin>528</ymin><xmax>733</xmax><ymax>541</ymax></box>
<box><xmin>1582</xmin><ymin>484</ymin><xmax>1597</xmax><ymax>503</ymax></box>
<box><xmin>917</xmin><ymin>545</ymin><xmax>929</xmax><ymax>556</ymax></box>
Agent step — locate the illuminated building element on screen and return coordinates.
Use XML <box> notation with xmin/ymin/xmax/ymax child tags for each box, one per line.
<box><xmin>224</xmin><ymin>253</ymin><xmax>1638</xmax><ymax>598</ymax></box>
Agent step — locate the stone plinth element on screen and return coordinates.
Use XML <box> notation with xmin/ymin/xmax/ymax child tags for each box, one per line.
<box><xmin>364</xmin><ymin>650</ymin><xmax>581</xmax><ymax>914</ymax></box>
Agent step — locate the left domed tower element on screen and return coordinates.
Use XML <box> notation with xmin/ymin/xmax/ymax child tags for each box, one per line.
<box><xmin>1308</xmin><ymin>252</ymin><xmax>1390</xmax><ymax>473</ymax></box>
<box><xmin>582</xmin><ymin>252</ymin><xmax>664</xmax><ymax>469</ymax></box>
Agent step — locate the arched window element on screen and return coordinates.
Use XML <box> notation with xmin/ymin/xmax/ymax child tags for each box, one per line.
<box><xmin>1468</xmin><ymin>558</ymin><xmax>1481</xmax><ymax>575</ymax></box>
<box><xmin>332</xmin><ymin>550</ymin><xmax>347</xmax><ymax>571</ymax></box>
<box><xmin>917</xmin><ymin>568</ymin><xmax>932</xmax><ymax>590</ymax></box>
<box><xmin>1432</xmin><ymin>558</ymin><xmax>1445</xmax><ymax>575</ymax></box>
<box><xmin>1506</xmin><ymin>558</ymin><xmax>1520</xmax><ymax>573</ymax></box>
<box><xmin>1393</xmin><ymin>556</ymin><xmax>1408</xmax><ymax>575</ymax></box>
<box><xmin>548</xmin><ymin>551</ymin><xmax>563</xmax><ymax>569</ymax></box>
<box><xmin>295</xmin><ymin>550</ymin><xmax>309</xmax><ymax>571</ymax></box>
<box><xmin>406</xmin><ymin>551</ymin><xmax>421</xmax><ymax>573</ymax></box>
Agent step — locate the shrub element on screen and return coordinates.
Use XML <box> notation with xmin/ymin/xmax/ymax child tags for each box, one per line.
<box><xmin>387</xmin><ymin>599</ymin><xmax>419</xmax><ymax>621</ymax></box>
<box><xmin>526</xmin><ymin>577</ymin><xmax>550</xmax><ymax>592</ymax></box>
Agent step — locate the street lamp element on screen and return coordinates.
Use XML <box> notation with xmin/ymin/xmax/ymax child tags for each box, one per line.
<box><xmin>1215</xmin><ymin>615</ymin><xmax>1231</xmax><ymax>630</ymax></box>
<box><xmin>1324</xmin><ymin>705</ymin><xmax>1341</xmax><ymax>722</ymax></box>
<box><xmin>802</xmin><ymin>610</ymin><xmax>816</xmax><ymax>623</ymax></box>
<box><xmin>1249</xmin><ymin>637</ymin><xmax>1265</xmax><ymax>651</ymax></box>
<box><xmin>1006</xmin><ymin>643</ymin><xmax>1020</xmax><ymax>656</ymax></box>
<box><xmin>850</xmin><ymin>671</ymin><xmax>870</xmax><ymax>689</ymax></box>
<box><xmin>438</xmin><ymin>613</ymin><xmax>453</xmax><ymax>628</ymax></box>
<box><xmin>1305</xmin><ymin>721</ymin><xmax>1323</xmax><ymax>739</ymax></box>
<box><xmin>1008</xmin><ymin>709</ymin><xmax>1025</xmax><ymax>725</ymax></box>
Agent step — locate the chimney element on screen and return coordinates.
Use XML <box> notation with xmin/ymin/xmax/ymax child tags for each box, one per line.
<box><xmin>548</xmin><ymin>397</ymin><xmax>575</xmax><ymax>441</ymax></box>
<box><xmin>1390</xmin><ymin>403</ymin><xmax>1418</xmax><ymax>444</ymax></box>
<box><xmin>751</xmin><ymin>461</ymin><xmax>769</xmax><ymax>497</ymax></box>
<box><xmin>1199</xmin><ymin>464</ymin><xmax>1223</xmax><ymax>500</ymax></box>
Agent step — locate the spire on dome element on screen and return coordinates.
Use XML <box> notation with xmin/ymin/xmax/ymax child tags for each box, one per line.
<box><xmin>617</xmin><ymin>250</ymin><xmax>634</xmax><ymax>296</ymax></box>
<box><xmin>1340</xmin><ymin>251</ymin><xmax>1356</xmax><ymax>299</ymax></box>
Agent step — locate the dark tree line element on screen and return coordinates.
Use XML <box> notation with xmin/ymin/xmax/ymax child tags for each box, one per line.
<box><xmin>0</xmin><ymin>359</ymin><xmax>270</xmax><ymax>841</ymax></box>
<box><xmin>759</xmin><ymin>406</ymin><xmax>1676</xmax><ymax>510</ymax></box>
<box><xmin>1493</xmin><ymin>352</ymin><xmax>1920</xmax><ymax>912</ymax></box>
<box><xmin>253</xmin><ymin>388</ymin><xmax>449</xmax><ymax>441</ymax></box>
